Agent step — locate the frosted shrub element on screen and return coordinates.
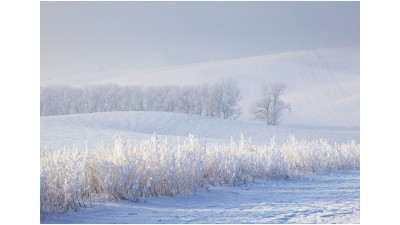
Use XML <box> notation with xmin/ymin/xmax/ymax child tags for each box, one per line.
<box><xmin>40</xmin><ymin>134</ymin><xmax>360</xmax><ymax>217</ymax></box>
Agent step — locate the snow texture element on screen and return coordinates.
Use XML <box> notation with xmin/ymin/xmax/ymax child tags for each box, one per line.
<box><xmin>42</xmin><ymin>170</ymin><xmax>359</xmax><ymax>224</ymax></box>
<box><xmin>41</xmin><ymin>111</ymin><xmax>359</xmax><ymax>151</ymax></box>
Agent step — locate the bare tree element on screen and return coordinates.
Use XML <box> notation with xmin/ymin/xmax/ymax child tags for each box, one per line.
<box><xmin>251</xmin><ymin>83</ymin><xmax>291</xmax><ymax>125</ymax></box>
<box><xmin>220</xmin><ymin>78</ymin><xmax>242</xmax><ymax>119</ymax></box>
<box><xmin>41</xmin><ymin>79</ymin><xmax>243</xmax><ymax>119</ymax></box>
<box><xmin>210</xmin><ymin>78</ymin><xmax>241</xmax><ymax>119</ymax></box>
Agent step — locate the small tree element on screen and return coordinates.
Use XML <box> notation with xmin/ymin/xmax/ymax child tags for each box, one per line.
<box><xmin>251</xmin><ymin>83</ymin><xmax>291</xmax><ymax>125</ymax></box>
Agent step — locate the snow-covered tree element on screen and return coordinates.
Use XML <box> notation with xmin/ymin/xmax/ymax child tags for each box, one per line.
<box><xmin>219</xmin><ymin>78</ymin><xmax>242</xmax><ymax>119</ymax></box>
<box><xmin>175</xmin><ymin>86</ymin><xmax>191</xmax><ymax>114</ymax></box>
<box><xmin>251</xmin><ymin>83</ymin><xmax>291</xmax><ymax>125</ymax></box>
<box><xmin>40</xmin><ymin>79</ymin><xmax>242</xmax><ymax>119</ymax></box>
<box><xmin>209</xmin><ymin>78</ymin><xmax>241</xmax><ymax>119</ymax></box>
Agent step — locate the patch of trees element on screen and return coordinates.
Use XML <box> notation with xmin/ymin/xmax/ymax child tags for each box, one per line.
<box><xmin>40</xmin><ymin>78</ymin><xmax>242</xmax><ymax>119</ymax></box>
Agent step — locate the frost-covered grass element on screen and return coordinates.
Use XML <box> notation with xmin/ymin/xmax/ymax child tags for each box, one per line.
<box><xmin>40</xmin><ymin>134</ymin><xmax>359</xmax><ymax>217</ymax></box>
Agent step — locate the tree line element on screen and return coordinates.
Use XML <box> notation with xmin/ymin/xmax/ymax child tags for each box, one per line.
<box><xmin>41</xmin><ymin>78</ymin><xmax>291</xmax><ymax>125</ymax></box>
<box><xmin>40</xmin><ymin>78</ymin><xmax>241</xmax><ymax>119</ymax></box>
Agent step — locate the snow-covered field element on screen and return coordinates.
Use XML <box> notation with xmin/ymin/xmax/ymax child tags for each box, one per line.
<box><xmin>40</xmin><ymin>47</ymin><xmax>360</xmax><ymax>223</ymax></box>
<box><xmin>41</xmin><ymin>111</ymin><xmax>360</xmax><ymax>223</ymax></box>
<box><xmin>43</xmin><ymin>170</ymin><xmax>360</xmax><ymax>224</ymax></box>
<box><xmin>41</xmin><ymin>111</ymin><xmax>359</xmax><ymax>151</ymax></box>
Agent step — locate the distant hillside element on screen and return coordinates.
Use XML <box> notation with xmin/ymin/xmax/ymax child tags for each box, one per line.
<box><xmin>41</xmin><ymin>47</ymin><xmax>359</xmax><ymax>126</ymax></box>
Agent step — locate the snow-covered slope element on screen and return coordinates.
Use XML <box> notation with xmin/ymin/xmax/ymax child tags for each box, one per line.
<box><xmin>41</xmin><ymin>111</ymin><xmax>359</xmax><ymax>151</ymax></box>
<box><xmin>41</xmin><ymin>47</ymin><xmax>359</xmax><ymax>126</ymax></box>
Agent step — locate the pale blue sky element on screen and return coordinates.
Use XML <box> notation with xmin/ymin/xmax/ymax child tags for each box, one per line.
<box><xmin>41</xmin><ymin>1</ymin><xmax>359</xmax><ymax>80</ymax></box>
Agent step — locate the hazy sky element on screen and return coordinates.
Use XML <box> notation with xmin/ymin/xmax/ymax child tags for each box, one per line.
<box><xmin>41</xmin><ymin>1</ymin><xmax>360</xmax><ymax>81</ymax></box>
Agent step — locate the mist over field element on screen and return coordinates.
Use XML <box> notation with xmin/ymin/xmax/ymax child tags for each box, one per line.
<box><xmin>40</xmin><ymin>1</ymin><xmax>360</xmax><ymax>223</ymax></box>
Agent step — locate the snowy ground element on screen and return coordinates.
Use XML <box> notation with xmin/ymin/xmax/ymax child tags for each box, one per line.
<box><xmin>41</xmin><ymin>111</ymin><xmax>359</xmax><ymax>151</ymax></box>
<box><xmin>41</xmin><ymin>111</ymin><xmax>359</xmax><ymax>223</ymax></box>
<box><xmin>42</xmin><ymin>170</ymin><xmax>359</xmax><ymax>224</ymax></box>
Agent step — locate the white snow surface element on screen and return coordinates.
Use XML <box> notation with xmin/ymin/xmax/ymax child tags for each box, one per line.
<box><xmin>41</xmin><ymin>111</ymin><xmax>359</xmax><ymax>223</ymax></box>
<box><xmin>42</xmin><ymin>170</ymin><xmax>360</xmax><ymax>224</ymax></box>
<box><xmin>41</xmin><ymin>111</ymin><xmax>359</xmax><ymax>151</ymax></box>
<box><xmin>41</xmin><ymin>47</ymin><xmax>360</xmax><ymax>127</ymax></box>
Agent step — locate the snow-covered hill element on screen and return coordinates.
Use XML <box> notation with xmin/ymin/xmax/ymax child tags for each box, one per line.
<box><xmin>41</xmin><ymin>47</ymin><xmax>359</xmax><ymax>127</ymax></box>
<box><xmin>41</xmin><ymin>111</ymin><xmax>359</xmax><ymax>151</ymax></box>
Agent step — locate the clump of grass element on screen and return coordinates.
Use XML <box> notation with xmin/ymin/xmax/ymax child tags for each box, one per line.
<box><xmin>40</xmin><ymin>134</ymin><xmax>359</xmax><ymax>217</ymax></box>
